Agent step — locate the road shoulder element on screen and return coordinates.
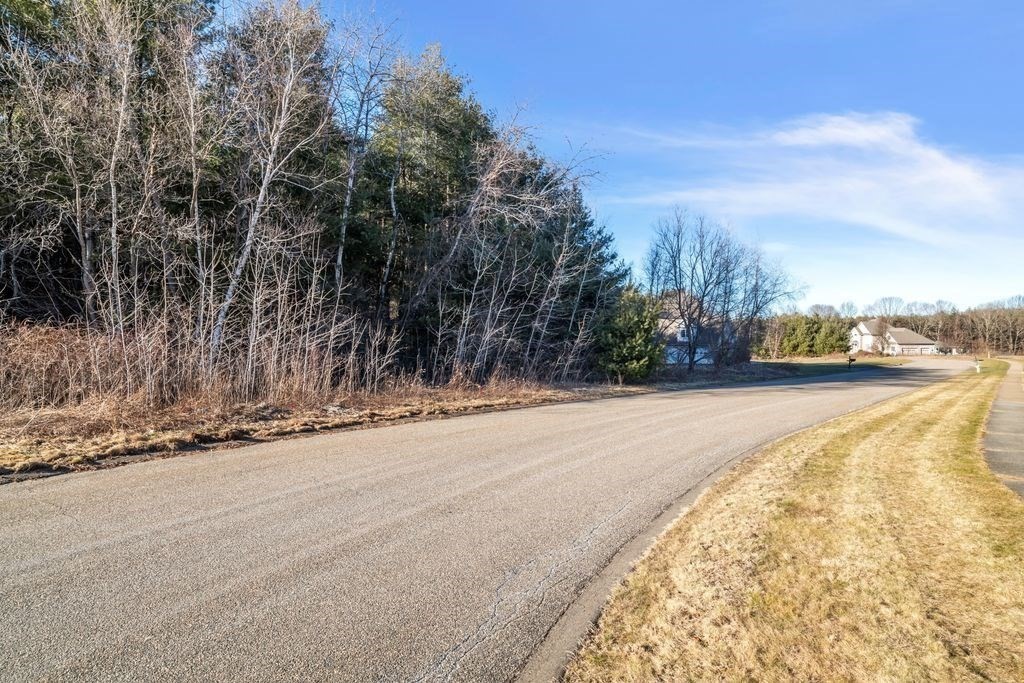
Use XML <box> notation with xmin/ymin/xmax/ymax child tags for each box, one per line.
<box><xmin>564</xmin><ymin>360</ymin><xmax>1024</xmax><ymax>682</ymax></box>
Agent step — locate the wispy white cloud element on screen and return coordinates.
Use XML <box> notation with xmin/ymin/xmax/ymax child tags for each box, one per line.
<box><xmin>596</xmin><ymin>112</ymin><xmax>1024</xmax><ymax>248</ymax></box>
<box><xmin>766</xmin><ymin>112</ymin><xmax>920</xmax><ymax>149</ymax></box>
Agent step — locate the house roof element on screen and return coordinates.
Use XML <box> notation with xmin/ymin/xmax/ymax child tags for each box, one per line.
<box><xmin>859</xmin><ymin>318</ymin><xmax>885</xmax><ymax>335</ymax></box>
<box><xmin>855</xmin><ymin>318</ymin><xmax>936</xmax><ymax>345</ymax></box>
<box><xmin>887</xmin><ymin>327</ymin><xmax>936</xmax><ymax>345</ymax></box>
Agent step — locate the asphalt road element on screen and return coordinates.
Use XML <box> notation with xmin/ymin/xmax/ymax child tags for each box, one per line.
<box><xmin>0</xmin><ymin>360</ymin><xmax>966</xmax><ymax>682</ymax></box>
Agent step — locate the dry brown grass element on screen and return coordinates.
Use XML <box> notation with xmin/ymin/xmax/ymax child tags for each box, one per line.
<box><xmin>1</xmin><ymin>351</ymin><xmax>850</xmax><ymax>481</ymax></box>
<box><xmin>568</xmin><ymin>360</ymin><xmax>1024</xmax><ymax>682</ymax></box>
<box><xmin>1</xmin><ymin>319</ymin><xmax>653</xmax><ymax>478</ymax></box>
<box><xmin>0</xmin><ymin>381</ymin><xmax>647</xmax><ymax>479</ymax></box>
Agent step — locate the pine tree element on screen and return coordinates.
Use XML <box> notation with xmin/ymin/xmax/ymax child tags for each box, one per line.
<box><xmin>597</xmin><ymin>288</ymin><xmax>663</xmax><ymax>383</ymax></box>
<box><xmin>813</xmin><ymin>316</ymin><xmax>850</xmax><ymax>355</ymax></box>
<box><xmin>781</xmin><ymin>315</ymin><xmax>817</xmax><ymax>356</ymax></box>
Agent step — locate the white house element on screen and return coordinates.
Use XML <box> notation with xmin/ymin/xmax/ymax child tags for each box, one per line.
<box><xmin>659</xmin><ymin>313</ymin><xmax>715</xmax><ymax>366</ymax></box>
<box><xmin>849</xmin><ymin>318</ymin><xmax>938</xmax><ymax>356</ymax></box>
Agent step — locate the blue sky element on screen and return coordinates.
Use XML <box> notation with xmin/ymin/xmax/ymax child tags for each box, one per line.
<box><xmin>330</xmin><ymin>1</ymin><xmax>1023</xmax><ymax>311</ymax></box>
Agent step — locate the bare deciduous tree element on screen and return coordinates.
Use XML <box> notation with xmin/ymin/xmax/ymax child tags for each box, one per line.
<box><xmin>865</xmin><ymin>296</ymin><xmax>906</xmax><ymax>318</ymax></box>
<box><xmin>208</xmin><ymin>0</ymin><xmax>334</xmax><ymax>367</ymax></box>
<box><xmin>332</xmin><ymin>16</ymin><xmax>395</xmax><ymax>287</ymax></box>
<box><xmin>646</xmin><ymin>209</ymin><xmax>794</xmax><ymax>370</ymax></box>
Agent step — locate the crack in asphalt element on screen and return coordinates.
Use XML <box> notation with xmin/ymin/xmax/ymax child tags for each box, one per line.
<box><xmin>26</xmin><ymin>489</ymin><xmax>84</xmax><ymax>527</ymax></box>
<box><xmin>410</xmin><ymin>501</ymin><xmax>632</xmax><ymax>683</ymax></box>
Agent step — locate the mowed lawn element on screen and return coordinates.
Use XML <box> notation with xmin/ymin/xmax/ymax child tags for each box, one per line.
<box><xmin>568</xmin><ymin>360</ymin><xmax>1024</xmax><ymax>682</ymax></box>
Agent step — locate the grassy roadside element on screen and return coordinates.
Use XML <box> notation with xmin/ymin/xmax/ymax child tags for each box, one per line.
<box><xmin>567</xmin><ymin>360</ymin><xmax>1024</xmax><ymax>682</ymax></box>
<box><xmin>762</xmin><ymin>354</ymin><xmax>908</xmax><ymax>377</ymax></box>
<box><xmin>0</xmin><ymin>382</ymin><xmax>645</xmax><ymax>480</ymax></box>
<box><xmin>0</xmin><ymin>356</ymin><xmax>905</xmax><ymax>482</ymax></box>
<box><xmin>655</xmin><ymin>356</ymin><xmax>904</xmax><ymax>389</ymax></box>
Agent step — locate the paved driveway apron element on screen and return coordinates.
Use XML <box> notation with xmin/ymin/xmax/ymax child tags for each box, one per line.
<box><xmin>986</xmin><ymin>361</ymin><xmax>1024</xmax><ymax>497</ymax></box>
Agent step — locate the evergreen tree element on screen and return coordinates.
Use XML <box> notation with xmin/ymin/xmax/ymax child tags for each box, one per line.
<box><xmin>813</xmin><ymin>316</ymin><xmax>850</xmax><ymax>355</ymax></box>
<box><xmin>597</xmin><ymin>287</ymin><xmax>663</xmax><ymax>383</ymax></box>
<box><xmin>781</xmin><ymin>315</ymin><xmax>819</xmax><ymax>356</ymax></box>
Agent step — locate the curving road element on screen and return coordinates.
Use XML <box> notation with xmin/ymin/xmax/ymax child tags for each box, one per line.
<box><xmin>0</xmin><ymin>360</ymin><xmax>966</xmax><ymax>682</ymax></box>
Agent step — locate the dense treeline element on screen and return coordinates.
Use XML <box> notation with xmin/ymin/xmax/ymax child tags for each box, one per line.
<box><xmin>757</xmin><ymin>313</ymin><xmax>850</xmax><ymax>358</ymax></box>
<box><xmin>757</xmin><ymin>296</ymin><xmax>1024</xmax><ymax>358</ymax></box>
<box><xmin>0</xmin><ymin>0</ymin><xmax>627</xmax><ymax>407</ymax></box>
